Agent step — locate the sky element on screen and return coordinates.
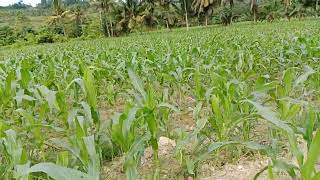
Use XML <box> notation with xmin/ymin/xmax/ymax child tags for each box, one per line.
<box><xmin>0</xmin><ymin>0</ymin><xmax>40</xmax><ymax>7</ymax></box>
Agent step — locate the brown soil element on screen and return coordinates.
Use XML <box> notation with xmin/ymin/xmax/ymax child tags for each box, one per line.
<box><xmin>99</xmin><ymin>96</ymin><xmax>292</xmax><ymax>180</ymax></box>
<box><xmin>100</xmin><ymin>136</ymin><xmax>289</xmax><ymax>180</ymax></box>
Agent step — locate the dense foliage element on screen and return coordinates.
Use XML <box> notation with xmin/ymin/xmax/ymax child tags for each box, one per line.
<box><xmin>0</xmin><ymin>0</ymin><xmax>319</xmax><ymax>47</ymax></box>
<box><xmin>0</xmin><ymin>20</ymin><xmax>320</xmax><ymax>179</ymax></box>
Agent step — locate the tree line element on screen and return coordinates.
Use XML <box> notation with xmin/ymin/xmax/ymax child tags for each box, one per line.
<box><xmin>0</xmin><ymin>0</ymin><xmax>319</xmax><ymax>46</ymax></box>
<box><xmin>48</xmin><ymin>0</ymin><xmax>319</xmax><ymax>37</ymax></box>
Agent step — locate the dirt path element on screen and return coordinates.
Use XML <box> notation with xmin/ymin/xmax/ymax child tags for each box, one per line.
<box><xmin>201</xmin><ymin>158</ymin><xmax>270</xmax><ymax>180</ymax></box>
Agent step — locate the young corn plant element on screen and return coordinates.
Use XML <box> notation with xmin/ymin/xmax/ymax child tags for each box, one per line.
<box><xmin>50</xmin><ymin>66</ymin><xmax>101</xmax><ymax>179</ymax></box>
<box><xmin>127</xmin><ymin>68</ymin><xmax>178</xmax><ymax>178</ymax></box>
<box><xmin>175</xmin><ymin>102</ymin><xmax>267</xmax><ymax>178</ymax></box>
<box><xmin>250</xmin><ymin>101</ymin><xmax>320</xmax><ymax>180</ymax></box>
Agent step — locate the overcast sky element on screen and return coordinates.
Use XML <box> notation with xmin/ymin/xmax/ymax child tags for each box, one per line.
<box><xmin>0</xmin><ymin>0</ymin><xmax>40</xmax><ymax>7</ymax></box>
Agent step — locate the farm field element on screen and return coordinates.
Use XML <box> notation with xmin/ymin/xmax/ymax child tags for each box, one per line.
<box><xmin>0</xmin><ymin>20</ymin><xmax>320</xmax><ymax>179</ymax></box>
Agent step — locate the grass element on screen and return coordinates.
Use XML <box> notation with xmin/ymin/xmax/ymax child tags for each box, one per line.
<box><xmin>0</xmin><ymin>19</ymin><xmax>320</xmax><ymax>179</ymax></box>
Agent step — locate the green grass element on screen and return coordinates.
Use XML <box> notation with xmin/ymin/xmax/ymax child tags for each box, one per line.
<box><xmin>0</xmin><ymin>19</ymin><xmax>320</xmax><ymax>179</ymax></box>
<box><xmin>0</xmin><ymin>9</ymin><xmax>47</xmax><ymax>29</ymax></box>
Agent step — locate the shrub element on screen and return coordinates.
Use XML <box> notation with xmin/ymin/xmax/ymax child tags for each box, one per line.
<box><xmin>0</xmin><ymin>26</ymin><xmax>16</xmax><ymax>46</ymax></box>
<box><xmin>36</xmin><ymin>32</ymin><xmax>54</xmax><ymax>44</ymax></box>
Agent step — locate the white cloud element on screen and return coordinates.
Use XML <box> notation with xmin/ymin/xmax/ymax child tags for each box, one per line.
<box><xmin>24</xmin><ymin>0</ymin><xmax>40</xmax><ymax>6</ymax></box>
<box><xmin>0</xmin><ymin>0</ymin><xmax>40</xmax><ymax>7</ymax></box>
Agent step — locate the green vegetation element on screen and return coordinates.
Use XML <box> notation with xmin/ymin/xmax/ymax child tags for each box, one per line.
<box><xmin>0</xmin><ymin>0</ymin><xmax>320</xmax><ymax>47</ymax></box>
<box><xmin>0</xmin><ymin>19</ymin><xmax>319</xmax><ymax>179</ymax></box>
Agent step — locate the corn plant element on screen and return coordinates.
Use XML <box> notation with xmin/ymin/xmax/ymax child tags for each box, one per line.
<box><xmin>0</xmin><ymin>19</ymin><xmax>319</xmax><ymax>179</ymax></box>
<box><xmin>250</xmin><ymin>101</ymin><xmax>320</xmax><ymax>180</ymax></box>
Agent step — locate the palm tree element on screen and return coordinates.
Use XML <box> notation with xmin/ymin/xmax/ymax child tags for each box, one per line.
<box><xmin>183</xmin><ymin>0</ymin><xmax>190</xmax><ymax>30</ymax></box>
<box><xmin>250</xmin><ymin>0</ymin><xmax>258</xmax><ymax>22</ymax></box>
<box><xmin>192</xmin><ymin>0</ymin><xmax>218</xmax><ymax>26</ymax></box>
<box><xmin>283</xmin><ymin>0</ymin><xmax>292</xmax><ymax>19</ymax></box>
<box><xmin>316</xmin><ymin>0</ymin><xmax>319</xmax><ymax>17</ymax></box>
<box><xmin>220</xmin><ymin>0</ymin><xmax>235</xmax><ymax>25</ymax></box>
<box><xmin>52</xmin><ymin>0</ymin><xmax>63</xmax><ymax>15</ymax></box>
<box><xmin>93</xmin><ymin>0</ymin><xmax>116</xmax><ymax>37</ymax></box>
<box><xmin>155</xmin><ymin>0</ymin><xmax>180</xmax><ymax>29</ymax></box>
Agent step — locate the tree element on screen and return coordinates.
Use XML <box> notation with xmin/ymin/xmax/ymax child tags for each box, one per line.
<box><xmin>155</xmin><ymin>0</ymin><xmax>180</xmax><ymax>29</ymax></box>
<box><xmin>73</xmin><ymin>5</ymin><xmax>83</xmax><ymax>37</ymax></box>
<box><xmin>220</xmin><ymin>0</ymin><xmax>236</xmax><ymax>25</ymax></box>
<box><xmin>41</xmin><ymin>0</ymin><xmax>48</xmax><ymax>7</ymax></box>
<box><xmin>183</xmin><ymin>0</ymin><xmax>190</xmax><ymax>30</ymax></box>
<box><xmin>10</xmin><ymin>0</ymin><xmax>31</xmax><ymax>9</ymax></box>
<box><xmin>251</xmin><ymin>0</ymin><xmax>258</xmax><ymax>22</ymax></box>
<box><xmin>93</xmin><ymin>0</ymin><xmax>116</xmax><ymax>37</ymax></box>
<box><xmin>317</xmin><ymin>0</ymin><xmax>319</xmax><ymax>17</ymax></box>
<box><xmin>192</xmin><ymin>0</ymin><xmax>218</xmax><ymax>26</ymax></box>
<box><xmin>0</xmin><ymin>26</ymin><xmax>16</xmax><ymax>46</ymax></box>
<box><xmin>52</xmin><ymin>0</ymin><xmax>63</xmax><ymax>15</ymax></box>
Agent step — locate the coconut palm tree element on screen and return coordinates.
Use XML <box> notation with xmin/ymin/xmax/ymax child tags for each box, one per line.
<box><xmin>182</xmin><ymin>0</ymin><xmax>191</xmax><ymax>30</ymax></box>
<box><xmin>155</xmin><ymin>0</ymin><xmax>180</xmax><ymax>29</ymax></box>
<box><xmin>192</xmin><ymin>0</ymin><xmax>219</xmax><ymax>26</ymax></box>
<box><xmin>250</xmin><ymin>0</ymin><xmax>258</xmax><ymax>22</ymax></box>
<box><xmin>220</xmin><ymin>0</ymin><xmax>236</xmax><ymax>25</ymax></box>
<box><xmin>92</xmin><ymin>0</ymin><xmax>116</xmax><ymax>37</ymax></box>
<box><xmin>52</xmin><ymin>0</ymin><xmax>63</xmax><ymax>15</ymax></box>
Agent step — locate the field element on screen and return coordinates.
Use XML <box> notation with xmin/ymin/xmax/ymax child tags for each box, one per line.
<box><xmin>0</xmin><ymin>20</ymin><xmax>320</xmax><ymax>179</ymax></box>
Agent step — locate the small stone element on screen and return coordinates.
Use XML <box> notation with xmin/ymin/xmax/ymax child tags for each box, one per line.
<box><xmin>159</xmin><ymin>136</ymin><xmax>176</xmax><ymax>147</ymax></box>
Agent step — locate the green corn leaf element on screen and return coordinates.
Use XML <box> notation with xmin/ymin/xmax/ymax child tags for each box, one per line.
<box><xmin>15</xmin><ymin>162</ymin><xmax>31</xmax><ymax>180</ymax></box>
<box><xmin>158</xmin><ymin>103</ymin><xmax>179</xmax><ymax>112</ymax></box>
<box><xmin>268</xmin><ymin>163</ymin><xmax>274</xmax><ymax>180</ymax></box>
<box><xmin>193</xmin><ymin>102</ymin><xmax>203</xmax><ymax>120</ymax></box>
<box><xmin>56</xmin><ymin>151</ymin><xmax>69</xmax><ymax>167</ymax></box>
<box><xmin>247</xmin><ymin>100</ymin><xmax>293</xmax><ymax>134</ymax></box>
<box><xmin>27</xmin><ymin>163</ymin><xmax>95</xmax><ymax>180</ymax></box>
<box><xmin>125</xmin><ymin>158</ymin><xmax>139</xmax><ymax>180</ymax></box>
<box><xmin>294</xmin><ymin>65</ymin><xmax>315</xmax><ymax>87</ymax></box>
<box><xmin>301</xmin><ymin>130</ymin><xmax>320</xmax><ymax>180</ymax></box>
<box><xmin>3</xmin><ymin>129</ymin><xmax>23</xmax><ymax>165</ymax></box>
<box><xmin>312</xmin><ymin>172</ymin><xmax>320</xmax><ymax>180</ymax></box>
<box><xmin>83</xmin><ymin>135</ymin><xmax>100</xmax><ymax>178</ymax></box>
<box><xmin>304</xmin><ymin>109</ymin><xmax>316</xmax><ymax>148</ymax></box>
<box><xmin>194</xmin><ymin>68</ymin><xmax>204</xmax><ymax>100</ymax></box>
<box><xmin>211</xmin><ymin>95</ymin><xmax>221</xmax><ymax>119</ymax></box>
<box><xmin>273</xmin><ymin>159</ymin><xmax>298</xmax><ymax>178</ymax></box>
<box><xmin>3</xmin><ymin>71</ymin><xmax>14</xmax><ymax>104</ymax></box>
<box><xmin>122</xmin><ymin>107</ymin><xmax>138</xmax><ymax>138</ymax></box>
<box><xmin>208</xmin><ymin>141</ymin><xmax>267</xmax><ymax>153</ymax></box>
<box><xmin>186</xmin><ymin>156</ymin><xmax>195</xmax><ymax>175</ymax></box>
<box><xmin>51</xmin><ymin>138</ymin><xmax>81</xmax><ymax>162</ymax></box>
<box><xmin>83</xmin><ymin>68</ymin><xmax>97</xmax><ymax>110</ymax></box>
<box><xmin>282</xmin><ymin>68</ymin><xmax>295</xmax><ymax>94</ymax></box>
<box><xmin>128</xmin><ymin>68</ymin><xmax>146</xmax><ymax>100</ymax></box>
<box><xmin>112</xmin><ymin>113</ymin><xmax>129</xmax><ymax>151</ymax></box>
<box><xmin>208</xmin><ymin>141</ymin><xmax>238</xmax><ymax>153</ymax></box>
<box><xmin>243</xmin><ymin>141</ymin><xmax>268</xmax><ymax>150</ymax></box>
<box><xmin>38</xmin><ymin>85</ymin><xmax>60</xmax><ymax>111</ymax></box>
<box><xmin>288</xmin><ymin>132</ymin><xmax>304</xmax><ymax>167</ymax></box>
<box><xmin>66</xmin><ymin>78</ymin><xmax>86</xmax><ymax>93</ymax></box>
<box><xmin>20</xmin><ymin>65</ymin><xmax>31</xmax><ymax>90</ymax></box>
<box><xmin>125</xmin><ymin>135</ymin><xmax>149</xmax><ymax>180</ymax></box>
<box><xmin>81</xmin><ymin>101</ymin><xmax>93</xmax><ymax>126</ymax></box>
